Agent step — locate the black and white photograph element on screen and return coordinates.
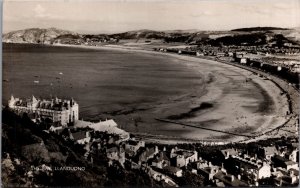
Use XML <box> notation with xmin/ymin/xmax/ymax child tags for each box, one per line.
<box><xmin>1</xmin><ymin>0</ymin><xmax>300</xmax><ymax>187</ymax></box>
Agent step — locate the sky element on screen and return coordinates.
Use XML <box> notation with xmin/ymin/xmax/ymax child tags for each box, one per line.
<box><xmin>3</xmin><ymin>0</ymin><xmax>300</xmax><ymax>34</ymax></box>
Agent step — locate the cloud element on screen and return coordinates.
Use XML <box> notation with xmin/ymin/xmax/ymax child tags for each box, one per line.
<box><xmin>34</xmin><ymin>4</ymin><xmax>46</xmax><ymax>18</ymax></box>
<box><xmin>191</xmin><ymin>10</ymin><xmax>214</xmax><ymax>17</ymax></box>
<box><xmin>33</xmin><ymin>4</ymin><xmax>63</xmax><ymax>20</ymax></box>
<box><xmin>272</xmin><ymin>3</ymin><xmax>292</xmax><ymax>10</ymax></box>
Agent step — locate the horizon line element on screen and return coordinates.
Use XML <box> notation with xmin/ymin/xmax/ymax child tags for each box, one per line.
<box><xmin>3</xmin><ymin>26</ymin><xmax>297</xmax><ymax>35</ymax></box>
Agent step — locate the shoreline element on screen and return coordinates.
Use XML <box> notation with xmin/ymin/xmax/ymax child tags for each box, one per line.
<box><xmin>55</xmin><ymin>43</ymin><xmax>296</xmax><ymax>144</ymax></box>
<box><xmin>9</xmin><ymin>43</ymin><xmax>297</xmax><ymax>144</ymax></box>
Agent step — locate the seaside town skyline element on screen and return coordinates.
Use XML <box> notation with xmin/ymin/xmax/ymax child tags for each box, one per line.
<box><xmin>3</xmin><ymin>0</ymin><xmax>300</xmax><ymax>34</ymax></box>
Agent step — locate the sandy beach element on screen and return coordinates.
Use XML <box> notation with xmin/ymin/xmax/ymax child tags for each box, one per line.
<box><xmin>51</xmin><ymin>43</ymin><xmax>292</xmax><ymax>143</ymax></box>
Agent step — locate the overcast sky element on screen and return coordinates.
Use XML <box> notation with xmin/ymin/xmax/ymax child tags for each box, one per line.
<box><xmin>3</xmin><ymin>0</ymin><xmax>300</xmax><ymax>34</ymax></box>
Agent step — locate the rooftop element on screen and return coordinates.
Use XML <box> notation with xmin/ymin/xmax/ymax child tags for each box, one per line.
<box><xmin>9</xmin><ymin>95</ymin><xmax>77</xmax><ymax>111</ymax></box>
<box><xmin>214</xmin><ymin>171</ymin><xmax>248</xmax><ymax>187</ymax></box>
<box><xmin>163</xmin><ymin>166</ymin><xmax>182</xmax><ymax>173</ymax></box>
<box><xmin>71</xmin><ymin>131</ymin><xmax>88</xmax><ymax>141</ymax></box>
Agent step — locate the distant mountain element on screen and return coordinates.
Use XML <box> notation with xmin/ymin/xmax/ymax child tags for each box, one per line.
<box><xmin>109</xmin><ymin>29</ymin><xmax>167</xmax><ymax>40</ymax></box>
<box><xmin>231</xmin><ymin>27</ymin><xmax>289</xmax><ymax>32</ymax></box>
<box><xmin>3</xmin><ymin>27</ymin><xmax>300</xmax><ymax>46</ymax></box>
<box><xmin>2</xmin><ymin>28</ymin><xmax>78</xmax><ymax>44</ymax></box>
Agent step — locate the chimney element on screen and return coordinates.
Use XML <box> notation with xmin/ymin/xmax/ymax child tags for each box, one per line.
<box><xmin>208</xmin><ymin>162</ymin><xmax>212</xmax><ymax>167</ymax></box>
<box><xmin>231</xmin><ymin>175</ymin><xmax>234</xmax><ymax>182</ymax></box>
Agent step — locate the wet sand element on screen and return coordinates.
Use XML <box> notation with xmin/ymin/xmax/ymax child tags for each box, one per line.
<box><xmin>53</xmin><ymin>44</ymin><xmax>290</xmax><ymax>142</ymax></box>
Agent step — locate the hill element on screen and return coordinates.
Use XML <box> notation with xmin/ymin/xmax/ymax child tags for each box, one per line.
<box><xmin>3</xmin><ymin>27</ymin><xmax>300</xmax><ymax>46</ymax></box>
<box><xmin>231</xmin><ymin>27</ymin><xmax>289</xmax><ymax>32</ymax></box>
<box><xmin>1</xmin><ymin>109</ymin><xmax>156</xmax><ymax>187</ymax></box>
<box><xmin>2</xmin><ymin>28</ymin><xmax>78</xmax><ymax>44</ymax></box>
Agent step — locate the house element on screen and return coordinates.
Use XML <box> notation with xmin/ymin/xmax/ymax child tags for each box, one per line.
<box><xmin>225</xmin><ymin>155</ymin><xmax>271</xmax><ymax>181</ymax></box>
<box><xmin>198</xmin><ymin>165</ymin><xmax>220</xmax><ymax>181</ymax></box>
<box><xmin>144</xmin><ymin>166</ymin><xmax>178</xmax><ymax>187</ymax></box>
<box><xmin>240</xmin><ymin>57</ymin><xmax>248</xmax><ymax>64</ymax></box>
<box><xmin>259</xmin><ymin>146</ymin><xmax>277</xmax><ymax>161</ymax></box>
<box><xmin>170</xmin><ymin>148</ymin><xmax>198</xmax><ymax>167</ymax></box>
<box><xmin>196</xmin><ymin>52</ymin><xmax>204</xmax><ymax>56</ymax></box>
<box><xmin>196</xmin><ymin>158</ymin><xmax>210</xmax><ymax>169</ymax></box>
<box><xmin>220</xmin><ymin>148</ymin><xmax>238</xmax><ymax>160</ymax></box>
<box><xmin>137</xmin><ymin>146</ymin><xmax>159</xmax><ymax>165</ymax></box>
<box><xmin>163</xmin><ymin>166</ymin><xmax>183</xmax><ymax>177</ymax></box>
<box><xmin>125</xmin><ymin>139</ymin><xmax>145</xmax><ymax>157</ymax></box>
<box><xmin>257</xmin><ymin>163</ymin><xmax>272</xmax><ymax>179</ymax></box>
<box><xmin>217</xmin><ymin>52</ymin><xmax>225</xmax><ymax>57</ymax></box>
<box><xmin>151</xmin><ymin>151</ymin><xmax>170</xmax><ymax>169</ymax></box>
<box><xmin>272</xmin><ymin>155</ymin><xmax>299</xmax><ymax>170</ymax></box>
<box><xmin>213</xmin><ymin>171</ymin><xmax>248</xmax><ymax>187</ymax></box>
<box><xmin>161</xmin><ymin>179</ymin><xmax>178</xmax><ymax>187</ymax></box>
<box><xmin>49</xmin><ymin>126</ymin><xmax>64</xmax><ymax>135</ymax></box>
<box><xmin>285</xmin><ymin>149</ymin><xmax>299</xmax><ymax>163</ymax></box>
<box><xmin>69</xmin><ymin>131</ymin><xmax>91</xmax><ymax>144</ymax></box>
<box><xmin>106</xmin><ymin>145</ymin><xmax>125</xmax><ymax>167</ymax></box>
<box><xmin>273</xmin><ymin>169</ymin><xmax>299</xmax><ymax>186</ymax></box>
<box><xmin>228</xmin><ymin>52</ymin><xmax>234</xmax><ymax>57</ymax></box>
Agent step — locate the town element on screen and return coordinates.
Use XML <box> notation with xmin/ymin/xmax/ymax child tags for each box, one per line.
<box><xmin>2</xmin><ymin>94</ymin><xmax>299</xmax><ymax>187</ymax></box>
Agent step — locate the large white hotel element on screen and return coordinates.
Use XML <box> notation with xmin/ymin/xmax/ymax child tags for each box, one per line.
<box><xmin>8</xmin><ymin>95</ymin><xmax>79</xmax><ymax>126</ymax></box>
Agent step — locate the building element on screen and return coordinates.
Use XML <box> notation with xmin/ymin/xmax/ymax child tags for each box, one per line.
<box><xmin>152</xmin><ymin>151</ymin><xmax>170</xmax><ymax>169</ymax></box>
<box><xmin>285</xmin><ymin>149</ymin><xmax>299</xmax><ymax>163</ymax></box>
<box><xmin>137</xmin><ymin>146</ymin><xmax>159</xmax><ymax>165</ymax></box>
<box><xmin>259</xmin><ymin>146</ymin><xmax>278</xmax><ymax>161</ymax></box>
<box><xmin>273</xmin><ymin>168</ymin><xmax>299</xmax><ymax>186</ymax></box>
<box><xmin>217</xmin><ymin>52</ymin><xmax>226</xmax><ymax>57</ymax></box>
<box><xmin>220</xmin><ymin>148</ymin><xmax>239</xmax><ymax>160</ymax></box>
<box><xmin>272</xmin><ymin>155</ymin><xmax>299</xmax><ymax>171</ymax></box>
<box><xmin>240</xmin><ymin>57</ymin><xmax>248</xmax><ymax>64</ymax></box>
<box><xmin>198</xmin><ymin>165</ymin><xmax>220</xmax><ymax>181</ymax></box>
<box><xmin>74</xmin><ymin>119</ymin><xmax>129</xmax><ymax>142</ymax></box>
<box><xmin>163</xmin><ymin>166</ymin><xmax>183</xmax><ymax>177</ymax></box>
<box><xmin>8</xmin><ymin>95</ymin><xmax>79</xmax><ymax>126</ymax></box>
<box><xmin>213</xmin><ymin>171</ymin><xmax>248</xmax><ymax>187</ymax></box>
<box><xmin>170</xmin><ymin>148</ymin><xmax>198</xmax><ymax>167</ymax></box>
<box><xmin>125</xmin><ymin>139</ymin><xmax>145</xmax><ymax>157</ymax></box>
<box><xmin>69</xmin><ymin>130</ymin><xmax>91</xmax><ymax>145</ymax></box>
<box><xmin>106</xmin><ymin>146</ymin><xmax>125</xmax><ymax>167</ymax></box>
<box><xmin>226</xmin><ymin>155</ymin><xmax>271</xmax><ymax>181</ymax></box>
<box><xmin>196</xmin><ymin>52</ymin><xmax>205</xmax><ymax>56</ymax></box>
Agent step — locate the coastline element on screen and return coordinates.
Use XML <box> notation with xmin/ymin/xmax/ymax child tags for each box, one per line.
<box><xmin>25</xmin><ymin>43</ymin><xmax>299</xmax><ymax>144</ymax></box>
